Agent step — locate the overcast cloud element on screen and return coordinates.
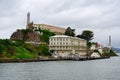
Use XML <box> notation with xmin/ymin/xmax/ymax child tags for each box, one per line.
<box><xmin>0</xmin><ymin>0</ymin><xmax>120</xmax><ymax>47</ymax></box>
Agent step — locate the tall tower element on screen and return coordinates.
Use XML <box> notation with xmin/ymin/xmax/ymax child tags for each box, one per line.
<box><xmin>26</xmin><ymin>12</ymin><xmax>30</xmax><ymax>29</ymax></box>
<box><xmin>109</xmin><ymin>35</ymin><xmax>111</xmax><ymax>48</ymax></box>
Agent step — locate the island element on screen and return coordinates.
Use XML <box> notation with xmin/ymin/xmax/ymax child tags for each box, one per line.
<box><xmin>0</xmin><ymin>12</ymin><xmax>118</xmax><ymax>63</ymax></box>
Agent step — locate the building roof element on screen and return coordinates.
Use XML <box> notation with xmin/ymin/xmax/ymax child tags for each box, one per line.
<box><xmin>50</xmin><ymin>35</ymin><xmax>86</xmax><ymax>41</ymax></box>
<box><xmin>34</xmin><ymin>23</ymin><xmax>65</xmax><ymax>30</ymax></box>
<box><xmin>51</xmin><ymin>35</ymin><xmax>69</xmax><ymax>38</ymax></box>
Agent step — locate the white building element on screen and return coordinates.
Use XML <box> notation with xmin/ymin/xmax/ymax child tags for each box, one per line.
<box><xmin>90</xmin><ymin>43</ymin><xmax>103</xmax><ymax>55</ymax></box>
<box><xmin>49</xmin><ymin>35</ymin><xmax>87</xmax><ymax>58</ymax></box>
<box><xmin>91</xmin><ymin>52</ymin><xmax>101</xmax><ymax>58</ymax></box>
<box><xmin>90</xmin><ymin>44</ymin><xmax>97</xmax><ymax>50</ymax></box>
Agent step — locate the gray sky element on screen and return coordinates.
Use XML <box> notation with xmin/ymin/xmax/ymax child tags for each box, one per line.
<box><xmin>0</xmin><ymin>0</ymin><xmax>120</xmax><ymax>47</ymax></box>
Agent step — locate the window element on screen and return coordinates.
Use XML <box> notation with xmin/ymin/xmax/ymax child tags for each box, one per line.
<box><xmin>60</xmin><ymin>42</ymin><xmax>62</xmax><ymax>45</ymax></box>
<box><xmin>66</xmin><ymin>43</ymin><xmax>68</xmax><ymax>45</ymax></box>
<box><xmin>51</xmin><ymin>38</ymin><xmax>52</xmax><ymax>41</ymax></box>
<box><xmin>60</xmin><ymin>38</ymin><xmax>62</xmax><ymax>41</ymax></box>
<box><xmin>51</xmin><ymin>43</ymin><xmax>52</xmax><ymax>45</ymax></box>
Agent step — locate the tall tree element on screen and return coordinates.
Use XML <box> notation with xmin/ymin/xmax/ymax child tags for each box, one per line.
<box><xmin>64</xmin><ymin>27</ymin><xmax>75</xmax><ymax>37</ymax></box>
<box><xmin>76</xmin><ymin>30</ymin><xmax>94</xmax><ymax>42</ymax></box>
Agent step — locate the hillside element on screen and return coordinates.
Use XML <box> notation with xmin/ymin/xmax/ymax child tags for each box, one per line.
<box><xmin>10</xmin><ymin>29</ymin><xmax>40</xmax><ymax>42</ymax></box>
<box><xmin>10</xmin><ymin>29</ymin><xmax>55</xmax><ymax>43</ymax></box>
<box><xmin>0</xmin><ymin>29</ymin><xmax>55</xmax><ymax>59</ymax></box>
<box><xmin>0</xmin><ymin>39</ymin><xmax>51</xmax><ymax>59</ymax></box>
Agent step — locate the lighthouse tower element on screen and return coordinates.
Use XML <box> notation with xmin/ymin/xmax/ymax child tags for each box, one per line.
<box><xmin>26</xmin><ymin>12</ymin><xmax>30</xmax><ymax>29</ymax></box>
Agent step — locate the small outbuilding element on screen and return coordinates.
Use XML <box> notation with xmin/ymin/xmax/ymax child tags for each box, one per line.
<box><xmin>91</xmin><ymin>52</ymin><xmax>101</xmax><ymax>58</ymax></box>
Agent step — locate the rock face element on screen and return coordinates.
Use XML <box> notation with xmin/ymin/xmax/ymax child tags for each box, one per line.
<box><xmin>26</xmin><ymin>31</ymin><xmax>40</xmax><ymax>42</ymax></box>
<box><xmin>10</xmin><ymin>29</ymin><xmax>40</xmax><ymax>42</ymax></box>
<box><xmin>10</xmin><ymin>30</ymin><xmax>24</xmax><ymax>41</ymax></box>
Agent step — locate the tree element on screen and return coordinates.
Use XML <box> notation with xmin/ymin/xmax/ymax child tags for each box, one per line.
<box><xmin>64</xmin><ymin>27</ymin><xmax>75</xmax><ymax>37</ymax></box>
<box><xmin>40</xmin><ymin>30</ymin><xmax>55</xmax><ymax>43</ymax></box>
<box><xmin>38</xmin><ymin>44</ymin><xmax>51</xmax><ymax>56</ymax></box>
<box><xmin>76</xmin><ymin>30</ymin><xmax>94</xmax><ymax>42</ymax></box>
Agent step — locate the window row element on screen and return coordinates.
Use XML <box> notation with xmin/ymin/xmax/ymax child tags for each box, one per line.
<box><xmin>50</xmin><ymin>42</ymin><xmax>69</xmax><ymax>45</ymax></box>
<box><xmin>50</xmin><ymin>46</ymin><xmax>86</xmax><ymax>50</ymax></box>
<box><xmin>50</xmin><ymin>38</ymin><xmax>68</xmax><ymax>41</ymax></box>
<box><xmin>50</xmin><ymin>46</ymin><xmax>71</xmax><ymax>50</ymax></box>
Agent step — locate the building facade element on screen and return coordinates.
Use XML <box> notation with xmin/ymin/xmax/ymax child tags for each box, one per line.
<box><xmin>49</xmin><ymin>35</ymin><xmax>87</xmax><ymax>58</ymax></box>
<box><xmin>90</xmin><ymin>43</ymin><xmax>103</xmax><ymax>57</ymax></box>
<box><xmin>33</xmin><ymin>24</ymin><xmax>66</xmax><ymax>35</ymax></box>
<box><xmin>26</xmin><ymin>12</ymin><xmax>66</xmax><ymax>35</ymax></box>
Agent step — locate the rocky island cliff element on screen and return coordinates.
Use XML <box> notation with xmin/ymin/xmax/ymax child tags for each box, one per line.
<box><xmin>10</xmin><ymin>29</ymin><xmax>40</xmax><ymax>43</ymax></box>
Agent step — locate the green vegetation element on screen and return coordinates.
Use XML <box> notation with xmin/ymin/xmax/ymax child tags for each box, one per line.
<box><xmin>38</xmin><ymin>44</ymin><xmax>51</xmax><ymax>56</ymax></box>
<box><xmin>40</xmin><ymin>29</ymin><xmax>55</xmax><ymax>43</ymax></box>
<box><xmin>0</xmin><ymin>29</ymin><xmax>54</xmax><ymax>59</ymax></box>
<box><xmin>102</xmin><ymin>49</ymin><xmax>118</xmax><ymax>57</ymax></box>
<box><xmin>64</xmin><ymin>27</ymin><xmax>75</xmax><ymax>37</ymax></box>
<box><xmin>0</xmin><ymin>39</ymin><xmax>51</xmax><ymax>59</ymax></box>
<box><xmin>87</xmin><ymin>42</ymin><xmax>92</xmax><ymax>48</ymax></box>
<box><xmin>76</xmin><ymin>30</ymin><xmax>94</xmax><ymax>49</ymax></box>
<box><xmin>76</xmin><ymin>30</ymin><xmax>94</xmax><ymax>42</ymax></box>
<box><xmin>109</xmin><ymin>49</ymin><xmax>118</xmax><ymax>56</ymax></box>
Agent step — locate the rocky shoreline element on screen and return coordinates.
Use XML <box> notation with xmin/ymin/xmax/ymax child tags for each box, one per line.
<box><xmin>0</xmin><ymin>57</ymin><xmax>110</xmax><ymax>63</ymax></box>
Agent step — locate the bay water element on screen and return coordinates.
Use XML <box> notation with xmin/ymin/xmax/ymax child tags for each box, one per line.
<box><xmin>0</xmin><ymin>56</ymin><xmax>120</xmax><ymax>80</ymax></box>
